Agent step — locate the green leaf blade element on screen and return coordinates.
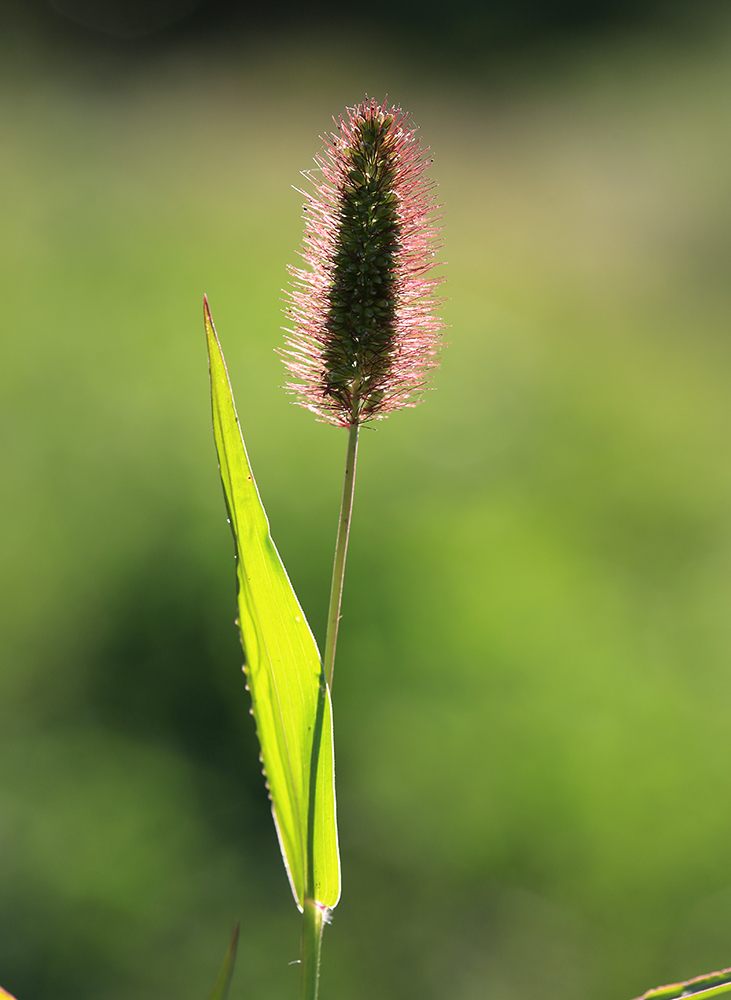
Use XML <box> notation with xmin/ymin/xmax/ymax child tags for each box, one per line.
<box><xmin>205</xmin><ymin>299</ymin><xmax>340</xmax><ymax>911</ymax></box>
<box><xmin>206</xmin><ymin>923</ymin><xmax>240</xmax><ymax>1000</ymax></box>
<box><xmin>635</xmin><ymin>969</ymin><xmax>731</xmax><ymax>1000</ymax></box>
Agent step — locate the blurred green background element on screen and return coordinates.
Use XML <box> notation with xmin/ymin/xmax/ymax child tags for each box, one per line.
<box><xmin>2</xmin><ymin>2</ymin><xmax>731</xmax><ymax>999</ymax></box>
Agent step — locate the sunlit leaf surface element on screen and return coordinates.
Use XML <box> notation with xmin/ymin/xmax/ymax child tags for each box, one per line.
<box><xmin>635</xmin><ymin>969</ymin><xmax>731</xmax><ymax>999</ymax></box>
<box><xmin>205</xmin><ymin>298</ymin><xmax>340</xmax><ymax>910</ymax></box>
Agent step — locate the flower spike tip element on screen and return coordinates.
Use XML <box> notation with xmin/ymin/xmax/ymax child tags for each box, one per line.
<box><xmin>282</xmin><ymin>97</ymin><xmax>444</xmax><ymax>428</ymax></box>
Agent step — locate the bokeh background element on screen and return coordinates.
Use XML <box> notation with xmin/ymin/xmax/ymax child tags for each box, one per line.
<box><xmin>2</xmin><ymin>1</ymin><xmax>731</xmax><ymax>998</ymax></box>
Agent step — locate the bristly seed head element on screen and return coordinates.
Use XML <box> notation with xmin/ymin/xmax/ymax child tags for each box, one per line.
<box><xmin>282</xmin><ymin>97</ymin><xmax>444</xmax><ymax>427</ymax></box>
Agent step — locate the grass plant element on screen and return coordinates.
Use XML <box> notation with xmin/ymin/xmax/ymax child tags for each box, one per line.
<box><xmin>205</xmin><ymin>99</ymin><xmax>443</xmax><ymax>1000</ymax></box>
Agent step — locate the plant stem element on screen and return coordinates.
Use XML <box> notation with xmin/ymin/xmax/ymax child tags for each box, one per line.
<box><xmin>323</xmin><ymin>421</ymin><xmax>360</xmax><ymax>691</ymax></box>
<box><xmin>300</xmin><ymin>421</ymin><xmax>358</xmax><ymax>1000</ymax></box>
<box><xmin>300</xmin><ymin>899</ymin><xmax>325</xmax><ymax>1000</ymax></box>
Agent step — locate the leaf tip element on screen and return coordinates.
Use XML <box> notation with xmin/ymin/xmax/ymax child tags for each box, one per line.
<box><xmin>204</xmin><ymin>295</ymin><xmax>221</xmax><ymax>363</ymax></box>
<box><xmin>205</xmin><ymin>921</ymin><xmax>240</xmax><ymax>1000</ymax></box>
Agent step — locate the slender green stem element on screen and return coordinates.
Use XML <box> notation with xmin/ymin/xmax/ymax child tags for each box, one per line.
<box><xmin>301</xmin><ymin>680</ymin><xmax>327</xmax><ymax>1000</ymax></box>
<box><xmin>323</xmin><ymin>421</ymin><xmax>360</xmax><ymax>691</ymax></box>
<box><xmin>300</xmin><ymin>899</ymin><xmax>325</xmax><ymax>1000</ymax></box>
<box><xmin>300</xmin><ymin>419</ymin><xmax>359</xmax><ymax>1000</ymax></box>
